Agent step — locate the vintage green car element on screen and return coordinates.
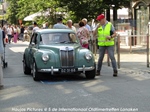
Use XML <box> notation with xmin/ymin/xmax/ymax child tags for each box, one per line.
<box><xmin>23</xmin><ymin>29</ymin><xmax>96</xmax><ymax>81</ymax></box>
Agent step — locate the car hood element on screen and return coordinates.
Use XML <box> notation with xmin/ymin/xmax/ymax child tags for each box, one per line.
<box><xmin>38</xmin><ymin>44</ymin><xmax>81</xmax><ymax>52</ymax></box>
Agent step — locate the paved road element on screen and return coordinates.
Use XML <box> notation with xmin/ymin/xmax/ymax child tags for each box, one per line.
<box><xmin>0</xmin><ymin>41</ymin><xmax>150</xmax><ymax>112</ymax></box>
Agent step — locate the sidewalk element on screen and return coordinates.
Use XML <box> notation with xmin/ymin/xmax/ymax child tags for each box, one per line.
<box><xmin>94</xmin><ymin>44</ymin><xmax>150</xmax><ymax>80</ymax></box>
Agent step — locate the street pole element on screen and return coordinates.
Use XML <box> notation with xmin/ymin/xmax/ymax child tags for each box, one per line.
<box><xmin>0</xmin><ymin>53</ymin><xmax>3</xmax><ymax>88</ymax></box>
<box><xmin>0</xmin><ymin>0</ymin><xmax>3</xmax><ymax>89</ymax></box>
<box><xmin>147</xmin><ymin>22</ymin><xmax>150</xmax><ymax>68</ymax></box>
<box><xmin>117</xmin><ymin>34</ymin><xmax>120</xmax><ymax>69</ymax></box>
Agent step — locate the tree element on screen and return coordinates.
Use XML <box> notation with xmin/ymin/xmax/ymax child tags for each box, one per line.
<box><xmin>6</xmin><ymin>0</ymin><xmax>131</xmax><ymax>24</ymax></box>
<box><xmin>57</xmin><ymin>0</ymin><xmax>131</xmax><ymax>22</ymax></box>
<box><xmin>6</xmin><ymin>0</ymin><xmax>59</xmax><ymax>25</ymax></box>
<box><xmin>6</xmin><ymin>0</ymin><xmax>20</xmax><ymax>24</ymax></box>
<box><xmin>57</xmin><ymin>0</ymin><xmax>104</xmax><ymax>22</ymax></box>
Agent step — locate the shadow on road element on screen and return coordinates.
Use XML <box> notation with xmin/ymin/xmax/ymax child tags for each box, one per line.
<box><xmin>38</xmin><ymin>74</ymin><xmax>96</xmax><ymax>83</ymax></box>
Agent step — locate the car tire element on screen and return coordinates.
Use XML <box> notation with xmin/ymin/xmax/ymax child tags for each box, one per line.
<box><xmin>85</xmin><ymin>64</ymin><xmax>96</xmax><ymax>79</ymax></box>
<box><xmin>32</xmin><ymin>62</ymin><xmax>40</xmax><ymax>81</ymax></box>
<box><xmin>23</xmin><ymin>56</ymin><xmax>31</xmax><ymax>75</ymax></box>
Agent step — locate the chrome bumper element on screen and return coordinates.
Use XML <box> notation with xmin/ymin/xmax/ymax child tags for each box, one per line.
<box><xmin>38</xmin><ymin>65</ymin><xmax>95</xmax><ymax>75</ymax></box>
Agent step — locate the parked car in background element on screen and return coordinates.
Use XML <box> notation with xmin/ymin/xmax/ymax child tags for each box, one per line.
<box><xmin>23</xmin><ymin>29</ymin><xmax>96</xmax><ymax>81</ymax></box>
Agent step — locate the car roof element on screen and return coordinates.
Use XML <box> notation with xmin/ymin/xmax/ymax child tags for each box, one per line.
<box><xmin>36</xmin><ymin>29</ymin><xmax>75</xmax><ymax>34</ymax></box>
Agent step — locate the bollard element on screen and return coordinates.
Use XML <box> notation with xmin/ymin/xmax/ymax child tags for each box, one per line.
<box><xmin>129</xmin><ymin>36</ymin><xmax>132</xmax><ymax>53</ymax></box>
<box><xmin>95</xmin><ymin>39</ymin><xmax>98</xmax><ymax>56</ymax></box>
<box><xmin>147</xmin><ymin>22</ymin><xmax>150</xmax><ymax>67</ymax></box>
<box><xmin>147</xmin><ymin>34</ymin><xmax>149</xmax><ymax>67</ymax></box>
<box><xmin>117</xmin><ymin>34</ymin><xmax>120</xmax><ymax>69</ymax></box>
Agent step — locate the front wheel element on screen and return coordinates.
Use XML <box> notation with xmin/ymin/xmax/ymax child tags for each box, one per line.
<box><xmin>85</xmin><ymin>64</ymin><xmax>96</xmax><ymax>79</ymax></box>
<box><xmin>85</xmin><ymin>69</ymin><xmax>96</xmax><ymax>79</ymax></box>
<box><xmin>23</xmin><ymin>56</ymin><xmax>31</xmax><ymax>75</ymax></box>
<box><xmin>32</xmin><ymin>62</ymin><xmax>40</xmax><ymax>81</ymax></box>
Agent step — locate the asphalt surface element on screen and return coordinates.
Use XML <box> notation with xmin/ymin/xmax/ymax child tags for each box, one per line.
<box><xmin>0</xmin><ymin>41</ymin><xmax>150</xmax><ymax>112</ymax></box>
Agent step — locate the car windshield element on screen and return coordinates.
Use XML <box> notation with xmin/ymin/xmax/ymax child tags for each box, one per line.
<box><xmin>40</xmin><ymin>32</ymin><xmax>78</xmax><ymax>45</ymax></box>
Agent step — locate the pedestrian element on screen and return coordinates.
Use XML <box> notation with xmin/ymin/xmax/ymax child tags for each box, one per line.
<box><xmin>11</xmin><ymin>25</ymin><xmax>14</xmax><ymax>42</ymax></box>
<box><xmin>32</xmin><ymin>22</ymin><xmax>40</xmax><ymax>33</ymax></box>
<box><xmin>23</xmin><ymin>27</ymin><xmax>30</xmax><ymax>42</ymax></box>
<box><xmin>67</xmin><ymin>20</ymin><xmax>76</xmax><ymax>32</ymax></box>
<box><xmin>13</xmin><ymin>25</ymin><xmax>18</xmax><ymax>43</ymax></box>
<box><xmin>82</xmin><ymin>18</ymin><xmax>93</xmax><ymax>49</ymax></box>
<box><xmin>93</xmin><ymin>14</ymin><xmax>118</xmax><ymax>77</ymax></box>
<box><xmin>6</xmin><ymin>25</ymin><xmax>13</xmax><ymax>44</ymax></box>
<box><xmin>77</xmin><ymin>21</ymin><xmax>90</xmax><ymax>49</ymax></box>
<box><xmin>44</xmin><ymin>22</ymin><xmax>49</xmax><ymax>29</ymax></box>
<box><xmin>16</xmin><ymin>25</ymin><xmax>20</xmax><ymax>41</ymax></box>
<box><xmin>20</xmin><ymin>24</ymin><xmax>25</xmax><ymax>41</ymax></box>
<box><xmin>2</xmin><ymin>26</ymin><xmax>7</xmax><ymax>44</ymax></box>
<box><xmin>0</xmin><ymin>29</ymin><xmax>5</xmax><ymax>89</ymax></box>
<box><xmin>53</xmin><ymin>18</ymin><xmax>67</xmax><ymax>29</ymax></box>
<box><xmin>82</xmin><ymin>18</ymin><xmax>92</xmax><ymax>32</ymax></box>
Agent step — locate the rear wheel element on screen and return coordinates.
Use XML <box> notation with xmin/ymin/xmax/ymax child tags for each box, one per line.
<box><xmin>23</xmin><ymin>56</ymin><xmax>31</xmax><ymax>75</ymax></box>
<box><xmin>32</xmin><ymin>62</ymin><xmax>40</xmax><ymax>81</ymax></box>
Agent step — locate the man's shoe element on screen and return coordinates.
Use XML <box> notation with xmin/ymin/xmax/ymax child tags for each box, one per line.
<box><xmin>96</xmin><ymin>70</ymin><xmax>100</xmax><ymax>76</ymax></box>
<box><xmin>113</xmin><ymin>70</ymin><xmax>118</xmax><ymax>77</ymax></box>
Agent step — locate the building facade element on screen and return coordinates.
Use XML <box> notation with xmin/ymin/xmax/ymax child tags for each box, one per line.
<box><xmin>132</xmin><ymin>0</ymin><xmax>150</xmax><ymax>44</ymax></box>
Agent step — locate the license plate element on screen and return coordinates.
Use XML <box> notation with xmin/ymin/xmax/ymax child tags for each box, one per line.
<box><xmin>61</xmin><ymin>68</ymin><xmax>76</xmax><ymax>73</ymax></box>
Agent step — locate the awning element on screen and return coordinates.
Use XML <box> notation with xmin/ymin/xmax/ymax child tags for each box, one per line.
<box><xmin>23</xmin><ymin>12</ymin><xmax>42</xmax><ymax>21</ymax></box>
<box><xmin>23</xmin><ymin>11</ymin><xmax>66</xmax><ymax>21</ymax></box>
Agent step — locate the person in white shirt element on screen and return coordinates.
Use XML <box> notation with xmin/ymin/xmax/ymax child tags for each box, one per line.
<box><xmin>32</xmin><ymin>22</ymin><xmax>40</xmax><ymax>33</ymax></box>
<box><xmin>67</xmin><ymin>20</ymin><xmax>76</xmax><ymax>32</ymax></box>
<box><xmin>7</xmin><ymin>25</ymin><xmax>13</xmax><ymax>44</ymax></box>
<box><xmin>53</xmin><ymin>18</ymin><xmax>67</xmax><ymax>29</ymax></box>
<box><xmin>23</xmin><ymin>27</ymin><xmax>30</xmax><ymax>42</ymax></box>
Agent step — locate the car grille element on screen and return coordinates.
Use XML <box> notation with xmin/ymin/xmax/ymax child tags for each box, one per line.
<box><xmin>60</xmin><ymin>50</ymin><xmax>74</xmax><ymax>67</ymax></box>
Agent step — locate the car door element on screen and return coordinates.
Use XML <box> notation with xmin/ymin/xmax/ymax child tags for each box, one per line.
<box><xmin>28</xmin><ymin>33</ymin><xmax>39</xmax><ymax>66</ymax></box>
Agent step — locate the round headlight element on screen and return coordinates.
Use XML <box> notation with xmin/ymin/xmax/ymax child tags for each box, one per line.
<box><xmin>85</xmin><ymin>53</ymin><xmax>92</xmax><ymax>60</ymax></box>
<box><xmin>42</xmin><ymin>54</ymin><xmax>49</xmax><ymax>61</ymax></box>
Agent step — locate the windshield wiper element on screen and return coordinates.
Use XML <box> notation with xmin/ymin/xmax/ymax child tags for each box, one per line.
<box><xmin>59</xmin><ymin>41</ymin><xmax>77</xmax><ymax>44</ymax></box>
<box><xmin>66</xmin><ymin>41</ymin><xmax>78</xmax><ymax>44</ymax></box>
<box><xmin>59</xmin><ymin>41</ymin><xmax>67</xmax><ymax>43</ymax></box>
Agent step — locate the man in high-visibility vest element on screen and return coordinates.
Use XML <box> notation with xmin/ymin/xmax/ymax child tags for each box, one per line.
<box><xmin>93</xmin><ymin>14</ymin><xmax>118</xmax><ymax>77</ymax></box>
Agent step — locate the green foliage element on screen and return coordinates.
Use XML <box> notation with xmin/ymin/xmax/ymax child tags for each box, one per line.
<box><xmin>57</xmin><ymin>0</ymin><xmax>104</xmax><ymax>22</ymax></box>
<box><xmin>57</xmin><ymin>0</ymin><xmax>130</xmax><ymax>22</ymax></box>
<box><xmin>6</xmin><ymin>0</ymin><xmax>131</xmax><ymax>25</ymax></box>
<box><xmin>103</xmin><ymin>0</ymin><xmax>131</xmax><ymax>9</ymax></box>
<box><xmin>6</xmin><ymin>0</ymin><xmax>59</xmax><ymax>25</ymax></box>
<box><xmin>6</xmin><ymin>0</ymin><xmax>20</xmax><ymax>24</ymax></box>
